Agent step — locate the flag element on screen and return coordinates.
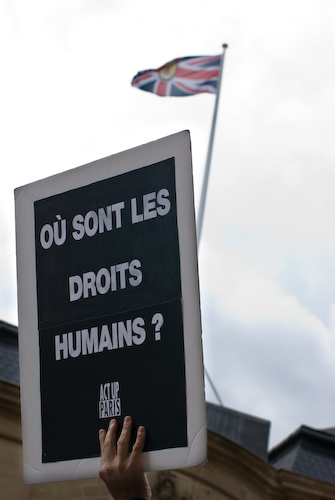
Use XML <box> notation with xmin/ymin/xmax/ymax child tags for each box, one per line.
<box><xmin>131</xmin><ymin>55</ymin><xmax>221</xmax><ymax>97</ymax></box>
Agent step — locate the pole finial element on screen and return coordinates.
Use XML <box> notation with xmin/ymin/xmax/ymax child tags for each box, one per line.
<box><xmin>222</xmin><ymin>43</ymin><xmax>228</xmax><ymax>49</ymax></box>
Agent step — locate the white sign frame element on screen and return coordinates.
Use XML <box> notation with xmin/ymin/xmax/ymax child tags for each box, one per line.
<box><xmin>15</xmin><ymin>131</ymin><xmax>206</xmax><ymax>484</ymax></box>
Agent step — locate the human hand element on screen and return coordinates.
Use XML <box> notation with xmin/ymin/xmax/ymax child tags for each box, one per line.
<box><xmin>99</xmin><ymin>416</ymin><xmax>152</xmax><ymax>500</ymax></box>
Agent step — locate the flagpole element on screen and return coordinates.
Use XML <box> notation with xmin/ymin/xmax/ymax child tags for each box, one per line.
<box><xmin>197</xmin><ymin>44</ymin><xmax>228</xmax><ymax>407</ymax></box>
<box><xmin>197</xmin><ymin>43</ymin><xmax>228</xmax><ymax>246</ymax></box>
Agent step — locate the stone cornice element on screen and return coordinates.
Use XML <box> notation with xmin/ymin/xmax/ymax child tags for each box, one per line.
<box><xmin>0</xmin><ymin>380</ymin><xmax>22</xmax><ymax>442</ymax></box>
<box><xmin>178</xmin><ymin>431</ymin><xmax>335</xmax><ymax>500</ymax></box>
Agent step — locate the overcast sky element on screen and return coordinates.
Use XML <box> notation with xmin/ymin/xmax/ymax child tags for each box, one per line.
<box><xmin>0</xmin><ymin>0</ymin><xmax>334</xmax><ymax>449</ymax></box>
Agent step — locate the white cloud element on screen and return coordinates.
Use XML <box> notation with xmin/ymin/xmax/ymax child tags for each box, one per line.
<box><xmin>199</xmin><ymin>241</ymin><xmax>335</xmax><ymax>446</ymax></box>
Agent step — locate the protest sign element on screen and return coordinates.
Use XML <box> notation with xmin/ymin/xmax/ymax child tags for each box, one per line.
<box><xmin>15</xmin><ymin>131</ymin><xmax>206</xmax><ymax>483</ymax></box>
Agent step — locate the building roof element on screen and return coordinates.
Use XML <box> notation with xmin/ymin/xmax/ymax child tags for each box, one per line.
<box><xmin>269</xmin><ymin>425</ymin><xmax>335</xmax><ymax>485</ymax></box>
<box><xmin>0</xmin><ymin>320</ymin><xmax>19</xmax><ymax>386</ymax></box>
<box><xmin>206</xmin><ymin>401</ymin><xmax>270</xmax><ymax>460</ymax></box>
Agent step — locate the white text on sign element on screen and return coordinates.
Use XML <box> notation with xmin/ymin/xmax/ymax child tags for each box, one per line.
<box><xmin>99</xmin><ymin>381</ymin><xmax>121</xmax><ymax>419</ymax></box>
<box><xmin>39</xmin><ymin>189</ymin><xmax>171</xmax><ymax>249</ymax></box>
<box><xmin>54</xmin><ymin>314</ymin><xmax>164</xmax><ymax>361</ymax></box>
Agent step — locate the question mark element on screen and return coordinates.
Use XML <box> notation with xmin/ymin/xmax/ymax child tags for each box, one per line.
<box><xmin>152</xmin><ymin>313</ymin><xmax>164</xmax><ymax>341</ymax></box>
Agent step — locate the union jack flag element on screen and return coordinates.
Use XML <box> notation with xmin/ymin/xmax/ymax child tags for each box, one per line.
<box><xmin>131</xmin><ymin>55</ymin><xmax>221</xmax><ymax>97</ymax></box>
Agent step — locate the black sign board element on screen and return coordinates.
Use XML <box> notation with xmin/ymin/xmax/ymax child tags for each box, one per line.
<box><xmin>15</xmin><ymin>132</ymin><xmax>206</xmax><ymax>483</ymax></box>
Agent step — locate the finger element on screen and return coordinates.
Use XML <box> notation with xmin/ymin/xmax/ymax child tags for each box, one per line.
<box><xmin>131</xmin><ymin>425</ymin><xmax>146</xmax><ymax>460</ymax></box>
<box><xmin>117</xmin><ymin>416</ymin><xmax>133</xmax><ymax>459</ymax></box>
<box><xmin>101</xmin><ymin>418</ymin><xmax>118</xmax><ymax>459</ymax></box>
<box><xmin>98</xmin><ymin>428</ymin><xmax>106</xmax><ymax>450</ymax></box>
